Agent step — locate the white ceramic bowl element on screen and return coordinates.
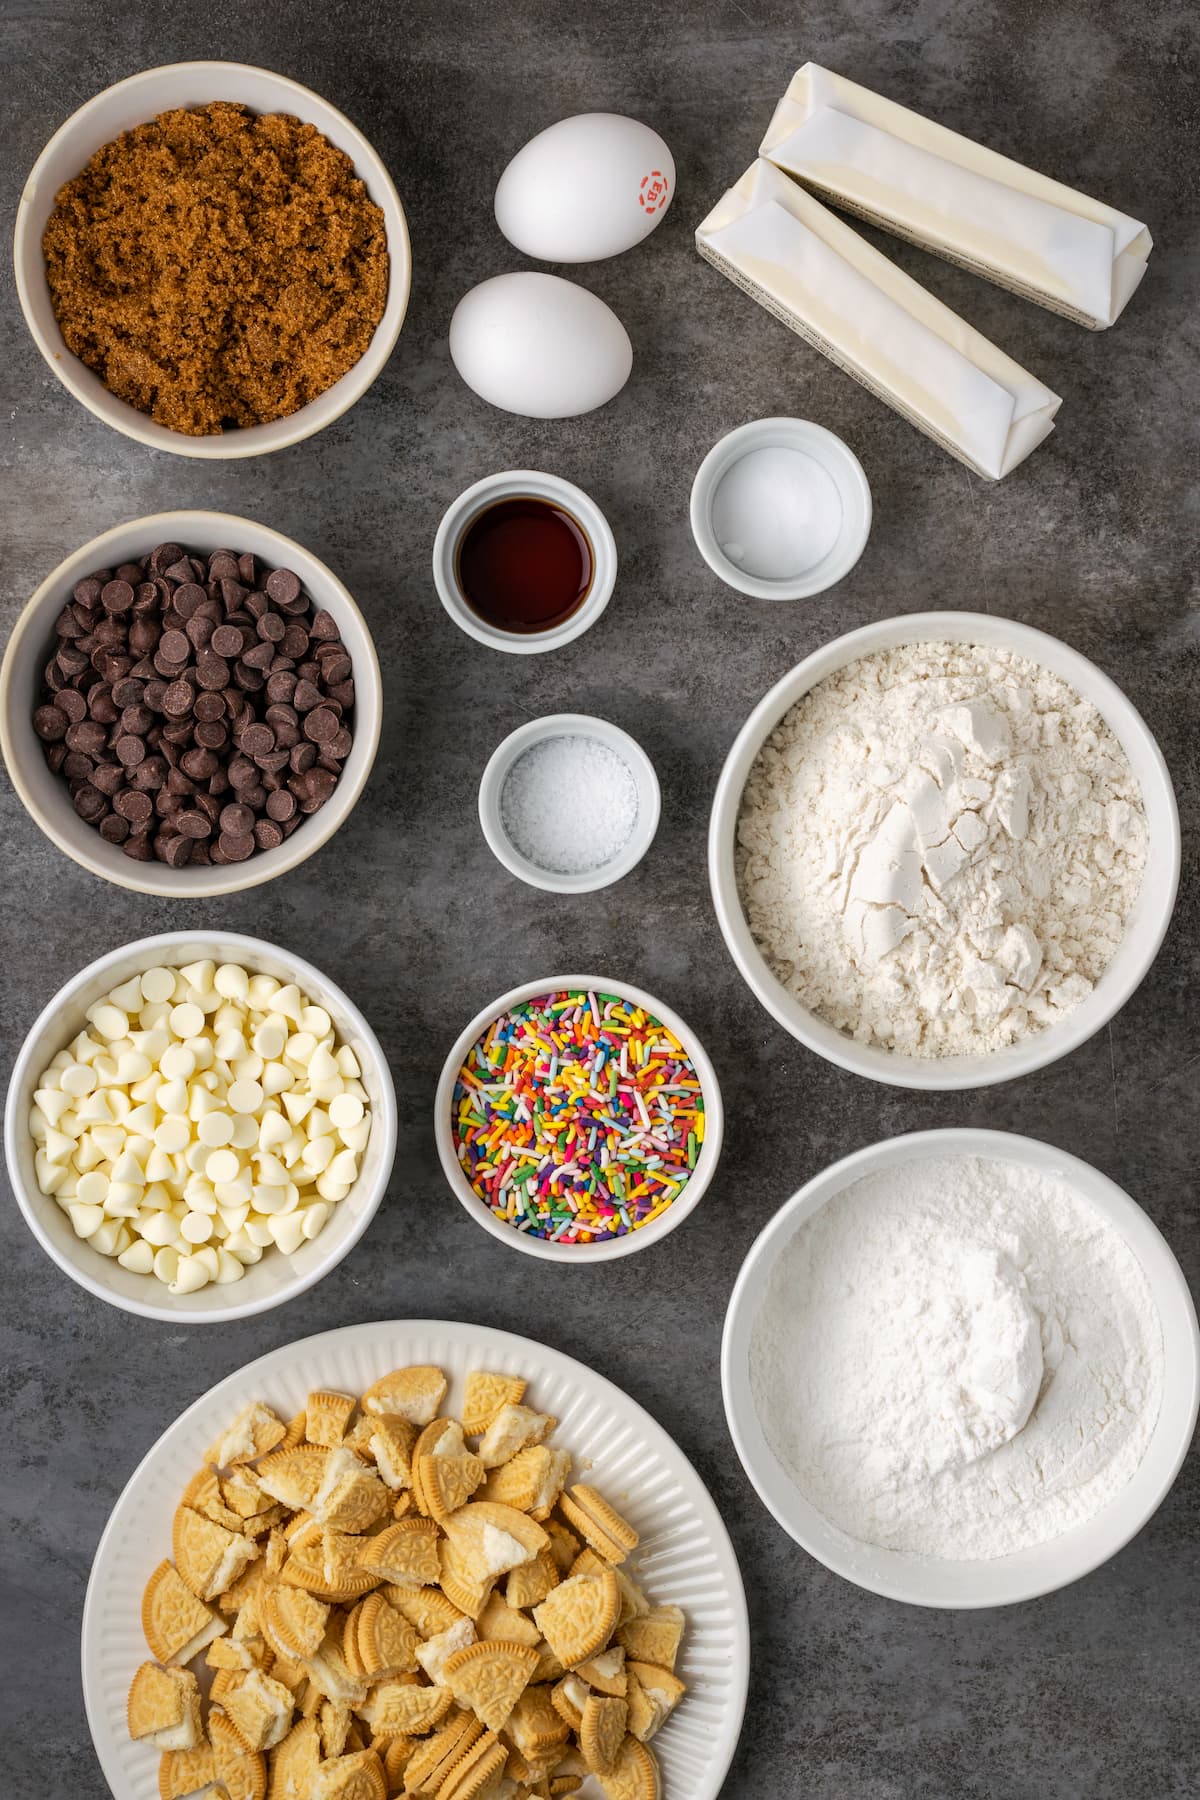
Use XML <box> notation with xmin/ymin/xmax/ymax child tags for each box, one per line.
<box><xmin>478</xmin><ymin>712</ymin><xmax>661</xmax><ymax>893</ymax></box>
<box><xmin>434</xmin><ymin>976</ymin><xmax>723</xmax><ymax>1262</ymax></box>
<box><xmin>0</xmin><ymin>510</ymin><xmax>383</xmax><ymax>897</ymax></box>
<box><xmin>709</xmin><ymin>611</ymin><xmax>1180</xmax><ymax>1090</ymax></box>
<box><xmin>722</xmin><ymin>1128</ymin><xmax>1200</xmax><ymax>1608</ymax></box>
<box><xmin>14</xmin><ymin>60</ymin><xmax>410</xmax><ymax>457</ymax></box>
<box><xmin>690</xmin><ymin>418</ymin><xmax>871</xmax><ymax>600</ymax></box>
<box><xmin>432</xmin><ymin>471</ymin><xmax>617</xmax><ymax>655</ymax></box>
<box><xmin>5</xmin><ymin>930</ymin><xmax>398</xmax><ymax>1323</ymax></box>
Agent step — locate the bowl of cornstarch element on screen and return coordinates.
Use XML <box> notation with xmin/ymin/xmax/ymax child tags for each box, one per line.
<box><xmin>435</xmin><ymin>977</ymin><xmax>723</xmax><ymax>1261</ymax></box>
<box><xmin>722</xmin><ymin>1129</ymin><xmax>1199</xmax><ymax>1607</ymax></box>
<box><xmin>709</xmin><ymin>611</ymin><xmax>1180</xmax><ymax>1089</ymax></box>
<box><xmin>479</xmin><ymin>712</ymin><xmax>660</xmax><ymax>892</ymax></box>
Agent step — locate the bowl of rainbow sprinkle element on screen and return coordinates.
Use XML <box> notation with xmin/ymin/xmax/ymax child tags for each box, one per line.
<box><xmin>434</xmin><ymin>976</ymin><xmax>724</xmax><ymax>1261</ymax></box>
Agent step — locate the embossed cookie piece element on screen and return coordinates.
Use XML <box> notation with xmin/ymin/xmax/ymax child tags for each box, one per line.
<box><xmin>505</xmin><ymin>1547</ymin><xmax>560</xmax><ymax>1612</ymax></box>
<box><xmin>384</xmin><ymin>1582</ymin><xmax>466</xmax><ymax>1639</ymax></box>
<box><xmin>262</xmin><ymin>1584</ymin><xmax>330</xmax><ymax>1661</ymax></box>
<box><xmin>437</xmin><ymin>1729</ymin><xmax>508</xmax><ymax>1800</ymax></box>
<box><xmin>310</xmin><ymin>1747</ymin><xmax>387</xmax><ymax>1800</ymax></box>
<box><xmin>595</xmin><ymin>1734</ymin><xmax>660</xmax><ymax>1800</ymax></box>
<box><xmin>365</xmin><ymin>1416</ymin><xmax>418</xmax><ymax>1491</ymax></box>
<box><xmin>127</xmin><ymin>1662</ymin><xmax>204</xmax><ymax>1751</ymax></box>
<box><xmin>305</xmin><ymin>1390</ymin><xmax>357</xmax><ymax>1449</ymax></box>
<box><xmin>205</xmin><ymin>1403</ymin><xmax>287</xmax><ymax>1470</ymax></box>
<box><xmin>483</xmin><ymin>1445</ymin><xmax>572</xmax><ymax>1519</ymax></box>
<box><xmin>624</xmin><ymin>1661</ymin><xmax>686</xmax><ymax>1743</ymax></box>
<box><xmin>475</xmin><ymin>1590</ymin><xmax>541</xmax><ymax>1648</ymax></box>
<box><xmin>209</xmin><ymin>1707</ymin><xmax>269</xmax><ymax>1800</ymax></box>
<box><xmin>172</xmin><ymin>1506</ymin><xmax>261</xmax><ymax>1602</ymax></box>
<box><xmin>533</xmin><ymin>1570</ymin><xmax>620</xmax><ymax>1669</ymax></box>
<box><xmin>550</xmin><ymin>1671</ymin><xmax>590</xmax><ymax>1732</ymax></box>
<box><xmin>355</xmin><ymin>1591</ymin><xmax>422</xmax><ymax>1679</ymax></box>
<box><xmin>265</xmin><ymin>1715</ymin><xmax>321</xmax><ymax>1799</ymax></box>
<box><xmin>558</xmin><ymin>1485</ymin><xmax>638</xmax><ymax>1566</ymax></box>
<box><xmin>359</xmin><ymin>1678</ymin><xmax>452</xmax><ymax>1736</ymax></box>
<box><xmin>360</xmin><ymin>1365</ymin><xmax>447</xmax><ymax>1426</ymax></box>
<box><xmin>461</xmin><ymin>1371</ymin><xmax>528</xmax><ymax>1438</ymax></box>
<box><xmin>476</xmin><ymin>1404</ymin><xmax>557</xmax><ymax>1470</ymax></box>
<box><xmin>442</xmin><ymin>1638</ymin><xmax>540</xmax><ymax>1731</ymax></box>
<box><xmin>505</xmin><ymin>1682</ymin><xmax>572</xmax><ymax>1759</ymax></box>
<box><xmin>254</xmin><ymin>1445</ymin><xmax>330</xmax><ymax>1513</ymax></box>
<box><xmin>616</xmin><ymin>1606</ymin><xmax>684</xmax><ymax>1673</ymax></box>
<box><xmin>401</xmin><ymin>1710</ymin><xmax>483</xmax><ymax>1795</ymax></box>
<box><xmin>581</xmin><ymin>1693</ymin><xmax>629</xmax><ymax>1775</ymax></box>
<box><xmin>142</xmin><ymin>1560</ymin><xmax>227</xmax><ymax>1665</ymax></box>
<box><xmin>221</xmin><ymin>1665</ymin><xmax>295</xmax><ymax>1753</ymax></box>
<box><xmin>577</xmin><ymin>1643</ymin><xmax>627</xmax><ymax>1697</ymax></box>
<box><xmin>414</xmin><ymin>1613</ymin><xmax>477</xmax><ymax>1685</ymax></box>
<box><xmin>442</xmin><ymin>1500</ymin><xmax>549</xmax><ymax>1582</ymax></box>
<box><xmin>355</xmin><ymin>1516</ymin><xmax>441</xmax><ymax>1587</ymax></box>
<box><xmin>157</xmin><ymin>1744</ymin><xmax>218</xmax><ymax>1800</ymax></box>
<box><xmin>414</xmin><ymin>1419</ymin><xmax>486</xmax><ymax>1521</ymax></box>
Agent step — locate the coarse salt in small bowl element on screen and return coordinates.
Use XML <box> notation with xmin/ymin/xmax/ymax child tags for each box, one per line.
<box><xmin>434</xmin><ymin>976</ymin><xmax>723</xmax><ymax>1263</ymax></box>
<box><xmin>4</xmin><ymin>930</ymin><xmax>398</xmax><ymax>1322</ymax></box>
<box><xmin>478</xmin><ymin>713</ymin><xmax>660</xmax><ymax>893</ymax></box>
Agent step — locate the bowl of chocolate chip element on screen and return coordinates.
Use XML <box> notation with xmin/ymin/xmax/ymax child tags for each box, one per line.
<box><xmin>0</xmin><ymin>511</ymin><xmax>382</xmax><ymax>895</ymax></box>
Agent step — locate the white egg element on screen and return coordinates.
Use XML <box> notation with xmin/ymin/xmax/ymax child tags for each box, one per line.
<box><xmin>449</xmin><ymin>272</ymin><xmax>632</xmax><ymax>418</ymax></box>
<box><xmin>495</xmin><ymin>112</ymin><xmax>675</xmax><ymax>263</ymax></box>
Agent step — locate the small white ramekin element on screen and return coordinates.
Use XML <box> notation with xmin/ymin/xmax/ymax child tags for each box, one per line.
<box><xmin>722</xmin><ymin>1128</ymin><xmax>1199</xmax><ymax>1608</ymax></box>
<box><xmin>432</xmin><ymin>471</ymin><xmax>617</xmax><ymax>655</ymax></box>
<box><xmin>14</xmin><ymin>61</ymin><xmax>411</xmax><ymax>458</ymax></box>
<box><xmin>478</xmin><ymin>713</ymin><xmax>660</xmax><ymax>894</ymax></box>
<box><xmin>690</xmin><ymin>418</ymin><xmax>871</xmax><ymax>600</ymax></box>
<box><xmin>434</xmin><ymin>976</ymin><xmax>723</xmax><ymax>1263</ymax></box>
<box><xmin>5</xmin><ymin>930</ymin><xmax>398</xmax><ymax>1323</ymax></box>
<box><xmin>0</xmin><ymin>510</ymin><xmax>382</xmax><ymax>898</ymax></box>
<box><xmin>709</xmin><ymin>611</ymin><xmax>1180</xmax><ymax>1090</ymax></box>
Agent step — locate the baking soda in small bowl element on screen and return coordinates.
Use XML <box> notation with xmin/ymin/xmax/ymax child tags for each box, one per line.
<box><xmin>500</xmin><ymin>734</ymin><xmax>638</xmax><ymax>874</ymax></box>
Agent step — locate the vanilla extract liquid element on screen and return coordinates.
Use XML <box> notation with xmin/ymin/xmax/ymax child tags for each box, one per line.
<box><xmin>456</xmin><ymin>496</ymin><xmax>593</xmax><ymax>634</ymax></box>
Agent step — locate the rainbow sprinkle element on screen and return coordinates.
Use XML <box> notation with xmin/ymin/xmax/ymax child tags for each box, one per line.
<box><xmin>452</xmin><ymin>989</ymin><xmax>705</xmax><ymax>1243</ymax></box>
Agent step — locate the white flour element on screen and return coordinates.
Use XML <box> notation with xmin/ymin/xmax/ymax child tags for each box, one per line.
<box><xmin>736</xmin><ymin>642</ymin><xmax>1147</xmax><ymax>1055</ymax></box>
<box><xmin>750</xmin><ymin>1156</ymin><xmax>1164</xmax><ymax>1559</ymax></box>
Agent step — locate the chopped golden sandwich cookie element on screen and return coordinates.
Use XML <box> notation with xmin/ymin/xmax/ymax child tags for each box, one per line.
<box><xmin>402</xmin><ymin>1710</ymin><xmax>483</xmax><ymax>1794</ymax></box>
<box><xmin>222</xmin><ymin>1666</ymin><xmax>295</xmax><ymax>1753</ymax></box>
<box><xmin>127</xmin><ymin>1662</ymin><xmax>203</xmax><ymax>1750</ymax></box>
<box><xmin>477</xmin><ymin>1406</ymin><xmax>556</xmax><ymax>1470</ymax></box>
<box><xmin>142</xmin><ymin>1560</ymin><xmax>226</xmax><ymax>1665</ymax></box>
<box><xmin>576</xmin><ymin>1644</ymin><xmax>626</xmax><ymax>1697</ymax></box>
<box><xmin>265</xmin><ymin>1715</ymin><xmax>321</xmax><ymax>1800</ymax></box>
<box><xmin>615</xmin><ymin>1608</ymin><xmax>684</xmax><ymax>1673</ymax></box>
<box><xmin>443</xmin><ymin>1502</ymin><xmax>548</xmax><ymax>1581</ymax></box>
<box><xmin>438</xmin><ymin>1538</ymin><xmax>497</xmax><ymax>1621</ymax></box>
<box><xmin>581</xmin><ymin>1695</ymin><xmax>628</xmax><ymax>1775</ymax></box>
<box><xmin>210</xmin><ymin>1708</ymin><xmax>269</xmax><ymax>1800</ymax></box>
<box><xmin>532</xmin><ymin>1571</ymin><xmax>619</xmax><ymax>1669</ymax></box>
<box><xmin>360</xmin><ymin>1679</ymin><xmax>452</xmax><ymax>1736</ymax></box>
<box><xmin>356</xmin><ymin>1591</ymin><xmax>422</xmax><ymax>1678</ymax></box>
<box><xmin>263</xmin><ymin>1585</ymin><xmax>330</xmax><ymax>1661</ymax></box>
<box><xmin>158</xmin><ymin>1744</ymin><xmax>218</xmax><ymax>1800</ymax></box>
<box><xmin>173</xmin><ymin>1506</ymin><xmax>261</xmax><ymax>1604</ymax></box>
<box><xmin>558</xmin><ymin>1486</ymin><xmax>638</xmax><ymax>1566</ymax></box>
<box><xmin>505</xmin><ymin>1684</ymin><xmax>571</xmax><ymax>1757</ymax></box>
<box><xmin>483</xmin><ymin>1446</ymin><xmax>571</xmax><ymax>1520</ymax></box>
<box><xmin>384</xmin><ymin>1584</ymin><xmax>465</xmax><ymax>1639</ymax></box>
<box><xmin>360</xmin><ymin>1366</ymin><xmax>448</xmax><ymax>1426</ymax></box>
<box><xmin>356</xmin><ymin>1517</ymin><xmax>442</xmax><ymax>1587</ymax></box>
<box><xmin>437</xmin><ymin>1729</ymin><xmax>507</xmax><ymax>1800</ymax></box>
<box><xmin>596</xmin><ymin>1735</ymin><xmax>660</xmax><ymax>1800</ymax></box>
<box><xmin>550</xmin><ymin>1673</ymin><xmax>589</xmax><ymax>1733</ymax></box>
<box><xmin>255</xmin><ymin>1445</ymin><xmax>331</xmax><ymax>1513</ymax></box>
<box><xmin>205</xmin><ymin>1403</ymin><xmax>287</xmax><ymax>1471</ymax></box>
<box><xmin>415</xmin><ymin>1615</ymin><xmax>477</xmax><ymax>1685</ymax></box>
<box><xmin>505</xmin><ymin>1549</ymin><xmax>559</xmax><ymax>1613</ymax></box>
<box><xmin>320</xmin><ymin>1698</ymin><xmax>354</xmax><ymax>1758</ymax></box>
<box><xmin>476</xmin><ymin>1591</ymin><xmax>540</xmax><ymax>1648</ymax></box>
<box><xmin>281</xmin><ymin>1527</ymin><xmax>379</xmax><ymax>1604</ymax></box>
<box><xmin>442</xmin><ymin>1639</ymin><xmax>540</xmax><ymax>1731</ymax></box>
<box><xmin>366</xmin><ymin>1417</ymin><xmax>418</xmax><ymax>1492</ymax></box>
<box><xmin>182</xmin><ymin>1467</ymin><xmax>245</xmax><ymax>1533</ymax></box>
<box><xmin>311</xmin><ymin>1747</ymin><xmax>387</xmax><ymax>1800</ymax></box>
<box><xmin>544</xmin><ymin>1520</ymin><xmax>581</xmax><ymax>1575</ymax></box>
<box><xmin>461</xmin><ymin>1371</ymin><xmax>527</xmax><ymax>1438</ymax></box>
<box><xmin>305</xmin><ymin>1390</ymin><xmax>357</xmax><ymax>1449</ymax></box>
<box><xmin>310</xmin><ymin>1447</ymin><xmax>390</xmax><ymax>1534</ymax></box>
<box><xmin>624</xmin><ymin>1664</ymin><xmax>685</xmax><ymax>1743</ymax></box>
<box><xmin>383</xmin><ymin>1733</ymin><xmax>418</xmax><ymax>1788</ymax></box>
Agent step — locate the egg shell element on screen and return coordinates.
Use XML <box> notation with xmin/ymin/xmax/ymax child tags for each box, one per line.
<box><xmin>449</xmin><ymin>272</ymin><xmax>632</xmax><ymax>419</ymax></box>
<box><xmin>495</xmin><ymin>112</ymin><xmax>675</xmax><ymax>262</ymax></box>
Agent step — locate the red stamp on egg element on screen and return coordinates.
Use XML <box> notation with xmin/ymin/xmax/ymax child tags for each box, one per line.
<box><xmin>639</xmin><ymin>170</ymin><xmax>669</xmax><ymax>213</ymax></box>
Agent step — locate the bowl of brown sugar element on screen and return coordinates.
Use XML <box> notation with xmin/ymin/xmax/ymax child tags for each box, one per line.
<box><xmin>14</xmin><ymin>62</ymin><xmax>411</xmax><ymax>457</ymax></box>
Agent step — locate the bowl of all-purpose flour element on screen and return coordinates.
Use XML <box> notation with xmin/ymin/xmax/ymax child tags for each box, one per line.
<box><xmin>709</xmin><ymin>613</ymin><xmax>1179</xmax><ymax>1088</ymax></box>
<box><xmin>722</xmin><ymin>1130</ymin><xmax>1198</xmax><ymax>1607</ymax></box>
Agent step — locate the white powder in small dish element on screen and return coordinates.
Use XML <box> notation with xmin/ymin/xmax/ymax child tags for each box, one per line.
<box><xmin>750</xmin><ymin>1155</ymin><xmax>1164</xmax><ymax>1560</ymax></box>
<box><xmin>500</xmin><ymin>734</ymin><xmax>638</xmax><ymax>875</ymax></box>
<box><xmin>736</xmin><ymin>642</ymin><xmax>1148</xmax><ymax>1056</ymax></box>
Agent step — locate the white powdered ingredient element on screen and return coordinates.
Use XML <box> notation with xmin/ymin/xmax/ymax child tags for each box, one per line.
<box><xmin>736</xmin><ymin>642</ymin><xmax>1148</xmax><ymax>1056</ymax></box>
<box><xmin>751</xmin><ymin>1156</ymin><xmax>1164</xmax><ymax>1559</ymax></box>
<box><xmin>500</xmin><ymin>734</ymin><xmax>638</xmax><ymax>875</ymax></box>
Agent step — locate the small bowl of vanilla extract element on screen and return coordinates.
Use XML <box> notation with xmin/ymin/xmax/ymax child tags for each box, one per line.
<box><xmin>432</xmin><ymin>470</ymin><xmax>617</xmax><ymax>654</ymax></box>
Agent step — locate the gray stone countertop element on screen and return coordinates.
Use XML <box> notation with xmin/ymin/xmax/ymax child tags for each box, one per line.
<box><xmin>1</xmin><ymin>2</ymin><xmax>1196</xmax><ymax>1795</ymax></box>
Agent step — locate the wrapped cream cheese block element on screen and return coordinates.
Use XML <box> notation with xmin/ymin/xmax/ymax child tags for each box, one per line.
<box><xmin>760</xmin><ymin>64</ymin><xmax>1151</xmax><ymax>329</ymax></box>
<box><xmin>696</xmin><ymin>161</ymin><xmax>1061</xmax><ymax>479</ymax></box>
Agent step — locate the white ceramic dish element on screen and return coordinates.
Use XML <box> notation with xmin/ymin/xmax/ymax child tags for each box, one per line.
<box><xmin>82</xmin><ymin>1318</ymin><xmax>750</xmax><ymax>1800</ymax></box>
<box><xmin>722</xmin><ymin>1128</ymin><xmax>1200</xmax><ymax>1608</ymax></box>
<box><xmin>434</xmin><ymin>976</ymin><xmax>723</xmax><ymax>1262</ymax></box>
<box><xmin>432</xmin><ymin>470</ymin><xmax>617</xmax><ymax>654</ymax></box>
<box><xmin>5</xmin><ymin>930</ymin><xmax>397</xmax><ymax>1322</ymax></box>
<box><xmin>0</xmin><ymin>510</ymin><xmax>383</xmax><ymax>897</ymax></box>
<box><xmin>709</xmin><ymin>611</ymin><xmax>1180</xmax><ymax>1090</ymax></box>
<box><xmin>690</xmin><ymin>418</ymin><xmax>871</xmax><ymax>599</ymax></box>
<box><xmin>478</xmin><ymin>711</ymin><xmax>661</xmax><ymax>893</ymax></box>
<box><xmin>14</xmin><ymin>60</ymin><xmax>411</xmax><ymax>457</ymax></box>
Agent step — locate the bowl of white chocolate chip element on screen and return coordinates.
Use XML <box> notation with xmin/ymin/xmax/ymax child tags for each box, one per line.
<box><xmin>709</xmin><ymin>611</ymin><xmax>1180</xmax><ymax>1089</ymax></box>
<box><xmin>5</xmin><ymin>930</ymin><xmax>397</xmax><ymax>1319</ymax></box>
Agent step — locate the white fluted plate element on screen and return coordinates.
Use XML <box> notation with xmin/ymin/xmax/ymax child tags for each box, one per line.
<box><xmin>82</xmin><ymin>1319</ymin><xmax>749</xmax><ymax>1799</ymax></box>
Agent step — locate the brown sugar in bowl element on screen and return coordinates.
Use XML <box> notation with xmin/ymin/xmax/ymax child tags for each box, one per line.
<box><xmin>14</xmin><ymin>62</ymin><xmax>411</xmax><ymax>458</ymax></box>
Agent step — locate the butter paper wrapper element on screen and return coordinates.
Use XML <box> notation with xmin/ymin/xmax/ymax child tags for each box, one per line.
<box><xmin>696</xmin><ymin>161</ymin><xmax>1061</xmax><ymax>480</ymax></box>
<box><xmin>761</xmin><ymin>64</ymin><xmax>1151</xmax><ymax>329</ymax></box>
